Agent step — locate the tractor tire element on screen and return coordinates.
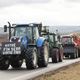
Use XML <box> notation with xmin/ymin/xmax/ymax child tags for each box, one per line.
<box><xmin>76</xmin><ymin>49</ymin><xmax>78</xmax><ymax>58</ymax></box>
<box><xmin>0</xmin><ymin>57</ymin><xmax>9</xmax><ymax>70</ymax></box>
<box><xmin>59</xmin><ymin>47</ymin><xmax>63</xmax><ymax>62</ymax></box>
<box><xmin>70</xmin><ymin>53</ymin><xmax>76</xmax><ymax>59</ymax></box>
<box><xmin>25</xmin><ymin>47</ymin><xmax>37</xmax><ymax>69</ymax></box>
<box><xmin>37</xmin><ymin>41</ymin><xmax>49</xmax><ymax>67</ymax></box>
<box><xmin>52</xmin><ymin>48</ymin><xmax>59</xmax><ymax>63</ymax></box>
<box><xmin>11</xmin><ymin>58</ymin><xmax>23</xmax><ymax>68</ymax></box>
<box><xmin>70</xmin><ymin>48</ymin><xmax>78</xmax><ymax>59</ymax></box>
<box><xmin>78</xmin><ymin>49</ymin><xmax>80</xmax><ymax>57</ymax></box>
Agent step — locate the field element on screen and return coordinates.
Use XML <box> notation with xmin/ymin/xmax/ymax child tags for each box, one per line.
<box><xmin>33</xmin><ymin>62</ymin><xmax>80</xmax><ymax>80</ymax></box>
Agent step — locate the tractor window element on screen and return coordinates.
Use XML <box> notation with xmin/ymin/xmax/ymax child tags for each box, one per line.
<box><xmin>55</xmin><ymin>35</ymin><xmax>58</xmax><ymax>41</ymax></box>
<box><xmin>41</xmin><ymin>34</ymin><xmax>49</xmax><ymax>42</ymax></box>
<box><xmin>33</xmin><ymin>27</ymin><xmax>39</xmax><ymax>40</ymax></box>
<box><xmin>26</xmin><ymin>27</ymin><xmax>32</xmax><ymax>40</ymax></box>
<box><xmin>15</xmin><ymin>27</ymin><xmax>32</xmax><ymax>40</ymax></box>
<box><xmin>62</xmin><ymin>37</ymin><xmax>73</xmax><ymax>44</ymax></box>
<box><xmin>15</xmin><ymin>27</ymin><xmax>26</xmax><ymax>37</ymax></box>
<box><xmin>49</xmin><ymin>35</ymin><xmax>53</xmax><ymax>42</ymax></box>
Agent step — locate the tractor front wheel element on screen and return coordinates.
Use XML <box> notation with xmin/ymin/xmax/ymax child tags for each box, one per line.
<box><xmin>25</xmin><ymin>47</ymin><xmax>38</xmax><ymax>69</ymax></box>
<box><xmin>38</xmin><ymin>41</ymin><xmax>49</xmax><ymax>67</ymax></box>
<box><xmin>0</xmin><ymin>57</ymin><xmax>9</xmax><ymax>70</ymax></box>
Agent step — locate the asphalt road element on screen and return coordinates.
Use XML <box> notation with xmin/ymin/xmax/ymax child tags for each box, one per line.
<box><xmin>0</xmin><ymin>58</ymin><xmax>80</xmax><ymax>80</ymax></box>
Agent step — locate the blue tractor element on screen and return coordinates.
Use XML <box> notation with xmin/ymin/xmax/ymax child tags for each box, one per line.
<box><xmin>0</xmin><ymin>22</ymin><xmax>49</xmax><ymax>70</ymax></box>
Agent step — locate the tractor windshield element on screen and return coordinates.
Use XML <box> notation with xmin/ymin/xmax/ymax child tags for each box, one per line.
<box><xmin>62</xmin><ymin>37</ymin><xmax>73</xmax><ymax>44</ymax></box>
<box><xmin>15</xmin><ymin>27</ymin><xmax>32</xmax><ymax>39</ymax></box>
<box><xmin>42</xmin><ymin>34</ymin><xmax>48</xmax><ymax>40</ymax></box>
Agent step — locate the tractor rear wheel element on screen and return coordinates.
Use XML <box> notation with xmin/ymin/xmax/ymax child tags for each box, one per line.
<box><xmin>70</xmin><ymin>53</ymin><xmax>76</xmax><ymax>59</ymax></box>
<box><xmin>59</xmin><ymin>47</ymin><xmax>63</xmax><ymax>62</ymax></box>
<box><xmin>0</xmin><ymin>57</ymin><xmax>9</xmax><ymax>70</ymax></box>
<box><xmin>38</xmin><ymin>41</ymin><xmax>49</xmax><ymax>67</ymax></box>
<box><xmin>25</xmin><ymin>47</ymin><xmax>37</xmax><ymax>69</ymax></box>
<box><xmin>76</xmin><ymin>49</ymin><xmax>78</xmax><ymax>58</ymax></box>
<box><xmin>78</xmin><ymin>49</ymin><xmax>80</xmax><ymax>57</ymax></box>
<box><xmin>70</xmin><ymin>48</ymin><xmax>78</xmax><ymax>59</ymax></box>
<box><xmin>52</xmin><ymin>48</ymin><xmax>59</xmax><ymax>63</ymax></box>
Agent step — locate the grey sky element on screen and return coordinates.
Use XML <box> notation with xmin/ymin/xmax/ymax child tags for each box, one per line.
<box><xmin>0</xmin><ymin>0</ymin><xmax>80</xmax><ymax>33</ymax></box>
<box><xmin>0</xmin><ymin>0</ymin><xmax>50</xmax><ymax>7</ymax></box>
<box><xmin>66</xmin><ymin>0</ymin><xmax>80</xmax><ymax>2</ymax></box>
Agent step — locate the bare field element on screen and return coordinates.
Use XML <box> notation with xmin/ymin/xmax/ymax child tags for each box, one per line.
<box><xmin>33</xmin><ymin>62</ymin><xmax>80</xmax><ymax>80</ymax></box>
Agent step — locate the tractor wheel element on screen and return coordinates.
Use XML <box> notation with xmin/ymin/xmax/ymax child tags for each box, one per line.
<box><xmin>76</xmin><ymin>49</ymin><xmax>78</xmax><ymax>58</ymax></box>
<box><xmin>11</xmin><ymin>58</ymin><xmax>23</xmax><ymax>68</ymax></box>
<box><xmin>25</xmin><ymin>47</ymin><xmax>37</xmax><ymax>69</ymax></box>
<box><xmin>37</xmin><ymin>41</ymin><xmax>49</xmax><ymax>67</ymax></box>
<box><xmin>70</xmin><ymin>48</ymin><xmax>78</xmax><ymax>59</ymax></box>
<box><xmin>59</xmin><ymin>47</ymin><xmax>63</xmax><ymax>62</ymax></box>
<box><xmin>78</xmin><ymin>49</ymin><xmax>80</xmax><ymax>57</ymax></box>
<box><xmin>52</xmin><ymin>48</ymin><xmax>59</xmax><ymax>63</ymax></box>
<box><xmin>70</xmin><ymin>53</ymin><xmax>76</xmax><ymax>59</ymax></box>
<box><xmin>0</xmin><ymin>57</ymin><xmax>9</xmax><ymax>70</ymax></box>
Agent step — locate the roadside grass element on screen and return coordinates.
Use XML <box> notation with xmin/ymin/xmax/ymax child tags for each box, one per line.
<box><xmin>33</xmin><ymin>62</ymin><xmax>80</xmax><ymax>80</ymax></box>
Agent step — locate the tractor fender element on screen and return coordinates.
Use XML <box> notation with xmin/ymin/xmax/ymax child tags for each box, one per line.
<box><xmin>36</xmin><ymin>37</ymin><xmax>46</xmax><ymax>47</ymax></box>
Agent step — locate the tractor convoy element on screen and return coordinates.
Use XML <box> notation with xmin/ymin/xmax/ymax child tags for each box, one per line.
<box><xmin>0</xmin><ymin>22</ymin><xmax>79</xmax><ymax>70</ymax></box>
<box><xmin>0</xmin><ymin>22</ymin><xmax>49</xmax><ymax>70</ymax></box>
<box><xmin>0</xmin><ymin>22</ymin><xmax>63</xmax><ymax>70</ymax></box>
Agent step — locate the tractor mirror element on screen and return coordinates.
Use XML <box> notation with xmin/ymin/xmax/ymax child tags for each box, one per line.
<box><xmin>4</xmin><ymin>25</ymin><xmax>7</xmax><ymax>32</ymax></box>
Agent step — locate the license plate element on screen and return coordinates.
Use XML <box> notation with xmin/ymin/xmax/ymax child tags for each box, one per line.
<box><xmin>2</xmin><ymin>42</ymin><xmax>21</xmax><ymax>55</ymax></box>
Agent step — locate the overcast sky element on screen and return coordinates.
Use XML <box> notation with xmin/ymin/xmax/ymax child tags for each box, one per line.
<box><xmin>0</xmin><ymin>0</ymin><xmax>80</xmax><ymax>33</ymax></box>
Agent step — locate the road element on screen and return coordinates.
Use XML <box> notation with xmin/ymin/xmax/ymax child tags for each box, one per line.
<box><xmin>0</xmin><ymin>58</ymin><xmax>80</xmax><ymax>80</ymax></box>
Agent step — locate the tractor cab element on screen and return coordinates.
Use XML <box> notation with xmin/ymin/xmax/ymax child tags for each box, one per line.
<box><xmin>42</xmin><ymin>32</ymin><xmax>59</xmax><ymax>48</ymax></box>
<box><xmin>4</xmin><ymin>23</ymin><xmax>43</xmax><ymax>45</ymax></box>
<box><xmin>12</xmin><ymin>24</ymin><xmax>39</xmax><ymax>44</ymax></box>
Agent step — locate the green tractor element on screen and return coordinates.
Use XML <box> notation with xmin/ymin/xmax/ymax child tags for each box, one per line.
<box><xmin>41</xmin><ymin>27</ymin><xmax>63</xmax><ymax>63</ymax></box>
<box><xmin>0</xmin><ymin>22</ymin><xmax>49</xmax><ymax>70</ymax></box>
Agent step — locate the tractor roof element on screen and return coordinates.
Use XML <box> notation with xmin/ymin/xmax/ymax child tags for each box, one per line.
<box><xmin>12</xmin><ymin>23</ymin><xmax>42</xmax><ymax>28</ymax></box>
<box><xmin>62</xmin><ymin>35</ymin><xmax>72</xmax><ymax>38</ymax></box>
<box><xmin>49</xmin><ymin>33</ymin><xmax>55</xmax><ymax>35</ymax></box>
<box><xmin>42</xmin><ymin>32</ymin><xmax>56</xmax><ymax>35</ymax></box>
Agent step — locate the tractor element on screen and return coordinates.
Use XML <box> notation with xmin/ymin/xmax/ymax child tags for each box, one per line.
<box><xmin>0</xmin><ymin>22</ymin><xmax>49</xmax><ymax>70</ymax></box>
<box><xmin>62</xmin><ymin>34</ymin><xmax>80</xmax><ymax>59</ymax></box>
<box><xmin>41</xmin><ymin>27</ymin><xmax>63</xmax><ymax>63</ymax></box>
